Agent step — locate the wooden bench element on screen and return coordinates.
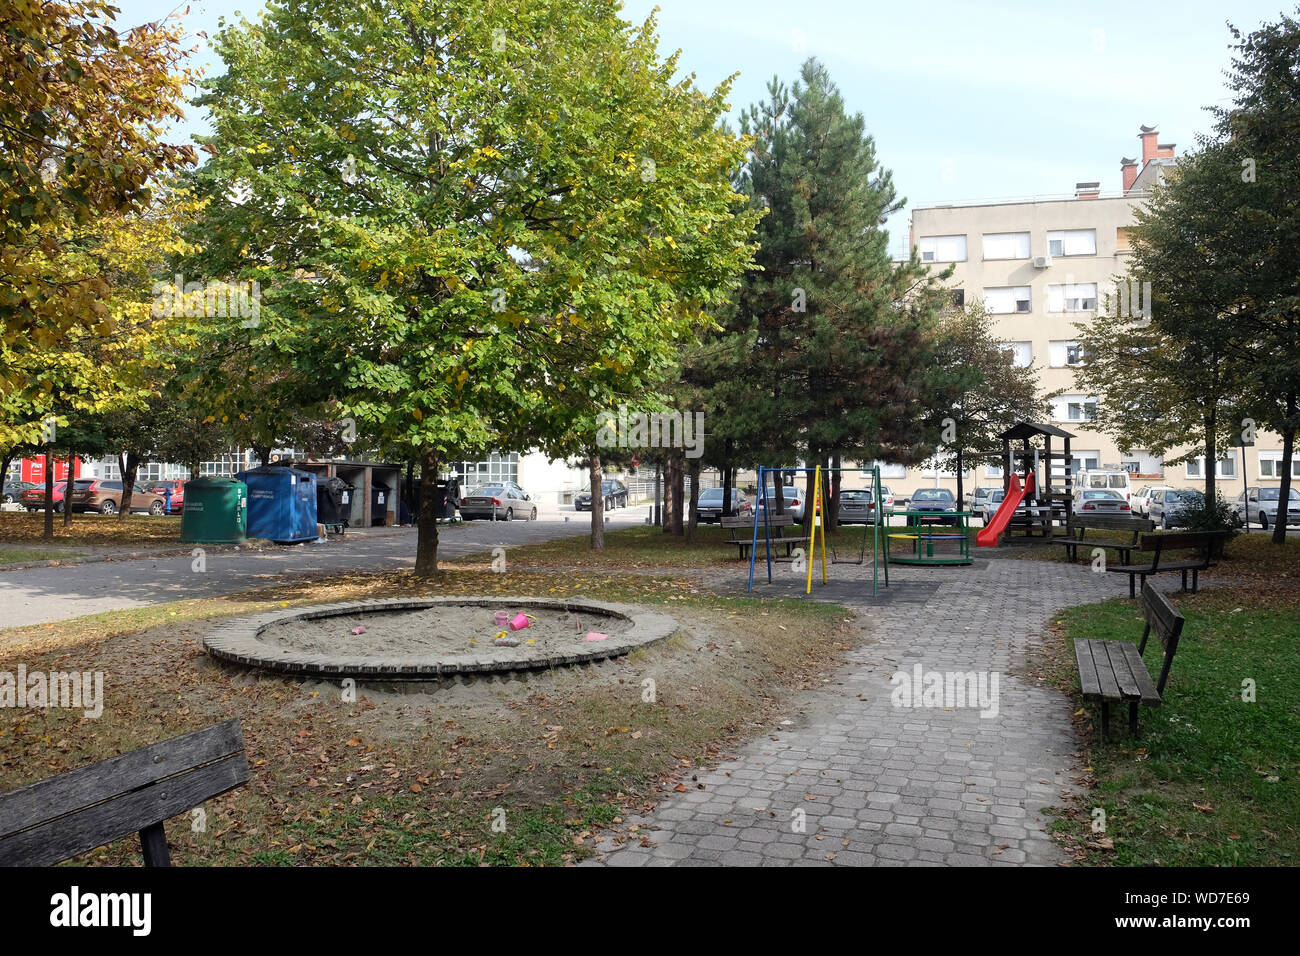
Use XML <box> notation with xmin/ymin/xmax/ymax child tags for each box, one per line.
<box><xmin>723</xmin><ymin>513</ymin><xmax>803</xmax><ymax>559</ymax></box>
<box><xmin>0</xmin><ymin>719</ymin><xmax>250</xmax><ymax>867</ymax></box>
<box><xmin>1056</xmin><ymin>514</ymin><xmax>1154</xmax><ymax>563</ymax></box>
<box><xmin>1075</xmin><ymin>581</ymin><xmax>1184</xmax><ymax>738</ymax></box>
<box><xmin>1107</xmin><ymin>530</ymin><xmax>1228</xmax><ymax>598</ymax></box>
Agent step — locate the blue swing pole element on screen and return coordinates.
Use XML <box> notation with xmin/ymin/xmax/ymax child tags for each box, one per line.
<box><xmin>747</xmin><ymin>466</ymin><xmax>762</xmax><ymax>591</ymax></box>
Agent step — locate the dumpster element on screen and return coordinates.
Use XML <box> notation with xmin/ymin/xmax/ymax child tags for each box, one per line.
<box><xmin>434</xmin><ymin>478</ymin><xmax>459</xmax><ymax>520</ymax></box>
<box><xmin>236</xmin><ymin>465</ymin><xmax>318</xmax><ymax>543</ymax></box>
<box><xmin>181</xmin><ymin>477</ymin><xmax>248</xmax><ymax>543</ymax></box>
<box><xmin>317</xmin><ymin>476</ymin><xmax>352</xmax><ymax>529</ymax></box>
<box><xmin>371</xmin><ymin>482</ymin><xmax>391</xmax><ymax>526</ymax></box>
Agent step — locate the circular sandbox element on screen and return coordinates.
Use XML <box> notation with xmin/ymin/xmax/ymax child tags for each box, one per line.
<box><xmin>203</xmin><ymin>597</ymin><xmax>678</xmax><ymax>679</ymax></box>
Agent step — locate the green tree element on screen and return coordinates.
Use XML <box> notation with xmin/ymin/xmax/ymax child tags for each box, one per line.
<box><xmin>929</xmin><ymin>304</ymin><xmax>1044</xmax><ymax>506</ymax></box>
<box><xmin>731</xmin><ymin>59</ymin><xmax>953</xmax><ymax>522</ymax></box>
<box><xmin>190</xmin><ymin>0</ymin><xmax>758</xmax><ymax>574</ymax></box>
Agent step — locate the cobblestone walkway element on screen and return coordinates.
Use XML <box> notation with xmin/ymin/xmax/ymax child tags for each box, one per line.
<box><xmin>588</xmin><ymin>557</ymin><xmax>1117</xmax><ymax>866</ymax></box>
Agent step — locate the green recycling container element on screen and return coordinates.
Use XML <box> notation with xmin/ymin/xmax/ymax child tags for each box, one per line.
<box><xmin>180</xmin><ymin>477</ymin><xmax>248</xmax><ymax>543</ymax></box>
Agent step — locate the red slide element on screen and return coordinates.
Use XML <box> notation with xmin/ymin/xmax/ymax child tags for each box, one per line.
<box><xmin>976</xmin><ymin>473</ymin><xmax>1032</xmax><ymax>548</ymax></box>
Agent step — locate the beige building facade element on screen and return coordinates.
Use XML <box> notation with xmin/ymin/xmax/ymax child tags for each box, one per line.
<box><xmin>895</xmin><ymin>125</ymin><xmax>1291</xmax><ymax>504</ymax></box>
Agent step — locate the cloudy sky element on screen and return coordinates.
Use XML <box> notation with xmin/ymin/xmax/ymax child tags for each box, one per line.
<box><xmin>118</xmin><ymin>0</ymin><xmax>1289</xmax><ymax>253</ymax></box>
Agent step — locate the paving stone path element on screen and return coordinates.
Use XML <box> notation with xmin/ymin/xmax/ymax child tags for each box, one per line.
<box><xmin>587</xmin><ymin>556</ymin><xmax>1119</xmax><ymax>867</ymax></box>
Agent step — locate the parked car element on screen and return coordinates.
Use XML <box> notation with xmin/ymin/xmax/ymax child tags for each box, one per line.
<box><xmin>1073</xmin><ymin>488</ymin><xmax>1132</xmax><ymax>515</ymax></box>
<box><xmin>1234</xmin><ymin>486</ymin><xmax>1300</xmax><ymax>530</ymax></box>
<box><xmin>837</xmin><ymin>488</ymin><xmax>878</xmax><ymax>525</ymax></box>
<box><xmin>2</xmin><ymin>479</ymin><xmax>38</xmax><ymax>503</ymax></box>
<box><xmin>980</xmin><ymin>489</ymin><xmax>1035</xmax><ymax>525</ymax></box>
<box><xmin>968</xmin><ymin>486</ymin><xmax>998</xmax><ymax>515</ymax></box>
<box><xmin>460</xmin><ymin>483</ymin><xmax>537</xmax><ymax>520</ymax></box>
<box><xmin>877</xmin><ymin>484</ymin><xmax>896</xmax><ymax>516</ymax></box>
<box><xmin>68</xmin><ymin>479</ymin><xmax>167</xmax><ymax>515</ymax></box>
<box><xmin>755</xmin><ymin>485</ymin><xmax>806</xmax><ymax>522</ymax></box>
<box><xmin>1148</xmin><ymin>489</ymin><xmax>1201</xmax><ymax>529</ymax></box>
<box><xmin>1074</xmin><ymin>469</ymin><xmax>1133</xmax><ymax>505</ymax></box>
<box><xmin>20</xmin><ymin>480</ymin><xmax>67</xmax><ymax>512</ymax></box>
<box><xmin>909</xmin><ymin>488</ymin><xmax>958</xmax><ymax>523</ymax></box>
<box><xmin>148</xmin><ymin>479</ymin><xmax>186</xmax><ymax>513</ymax></box>
<box><xmin>575</xmin><ymin>479</ymin><xmax>629</xmax><ymax>511</ymax></box>
<box><xmin>696</xmin><ymin>487</ymin><xmax>751</xmax><ymax>523</ymax></box>
<box><xmin>1131</xmin><ymin>484</ymin><xmax>1173</xmax><ymax>517</ymax></box>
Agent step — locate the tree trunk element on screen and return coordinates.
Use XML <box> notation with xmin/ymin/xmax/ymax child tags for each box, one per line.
<box><xmin>62</xmin><ymin>448</ymin><xmax>74</xmax><ymax>527</ymax></box>
<box><xmin>955</xmin><ymin>447</ymin><xmax>965</xmax><ymax>511</ymax></box>
<box><xmin>252</xmin><ymin>443</ymin><xmax>273</xmax><ymax>467</ymax></box>
<box><xmin>589</xmin><ymin>453</ymin><xmax>604</xmax><ymax>551</ymax></box>
<box><xmin>42</xmin><ymin>449</ymin><xmax>54</xmax><ymax>540</ymax></box>
<box><xmin>670</xmin><ymin>449</ymin><xmax>684</xmax><ymax>535</ymax></box>
<box><xmin>414</xmin><ymin>446</ymin><xmax>441</xmax><ymax>577</ymax></box>
<box><xmin>721</xmin><ymin>457</ymin><xmax>733</xmax><ymax>520</ymax></box>
<box><xmin>1273</xmin><ymin>393</ymin><xmax>1296</xmax><ymax>546</ymax></box>
<box><xmin>686</xmin><ymin>458</ymin><xmax>701</xmax><ymax>543</ymax></box>
<box><xmin>661</xmin><ymin>454</ymin><xmax>677</xmax><ymax>534</ymax></box>
<box><xmin>119</xmin><ymin>451</ymin><xmax>139</xmax><ymax>520</ymax></box>
<box><xmin>1203</xmin><ymin>410</ymin><xmax>1217</xmax><ymax>506</ymax></box>
<box><xmin>828</xmin><ymin>453</ymin><xmax>841</xmax><ymax>527</ymax></box>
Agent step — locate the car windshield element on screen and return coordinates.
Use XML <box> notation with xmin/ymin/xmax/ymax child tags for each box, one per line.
<box><xmin>761</xmin><ymin>488</ymin><xmax>798</xmax><ymax>501</ymax></box>
<box><xmin>842</xmin><ymin>490</ymin><xmax>871</xmax><ymax>500</ymax></box>
<box><xmin>912</xmin><ymin>489</ymin><xmax>952</xmax><ymax>501</ymax></box>
<box><xmin>991</xmin><ymin>491</ymin><xmax>1005</xmax><ymax>501</ymax></box>
<box><xmin>473</xmin><ymin>486</ymin><xmax>505</xmax><ymax>496</ymax></box>
<box><xmin>1175</xmin><ymin>491</ymin><xmax>1203</xmax><ymax>502</ymax></box>
<box><xmin>1258</xmin><ymin>488</ymin><xmax>1300</xmax><ymax>501</ymax></box>
<box><xmin>699</xmin><ymin>489</ymin><xmax>724</xmax><ymax>501</ymax></box>
<box><xmin>1083</xmin><ymin>490</ymin><xmax>1121</xmax><ymax>500</ymax></box>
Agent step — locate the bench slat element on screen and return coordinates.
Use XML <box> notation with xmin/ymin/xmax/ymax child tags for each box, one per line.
<box><xmin>0</xmin><ymin>752</ymin><xmax>249</xmax><ymax>867</ymax></box>
<box><xmin>1115</xmin><ymin>642</ymin><xmax>1162</xmax><ymax>704</ymax></box>
<box><xmin>1103</xmin><ymin>641</ymin><xmax>1143</xmax><ymax>701</ymax></box>
<box><xmin>1075</xmin><ymin>640</ymin><xmax>1103</xmax><ymax>700</ymax></box>
<box><xmin>1092</xmin><ymin>643</ymin><xmax>1123</xmax><ymax>701</ymax></box>
<box><xmin>0</xmin><ymin>719</ymin><xmax>245</xmax><ymax>838</ymax></box>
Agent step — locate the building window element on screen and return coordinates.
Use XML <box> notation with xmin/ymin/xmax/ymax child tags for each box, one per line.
<box><xmin>983</xmin><ymin>286</ymin><xmax>1031</xmax><ymax>314</ymax></box>
<box><xmin>919</xmin><ymin>235</ymin><xmax>967</xmax><ymax>263</ymax></box>
<box><xmin>448</xmin><ymin>453</ymin><xmax>519</xmax><ymax>488</ymax></box>
<box><xmin>1047</xmin><ymin>283</ymin><xmax>1097</xmax><ymax>312</ymax></box>
<box><xmin>1186</xmin><ymin>454</ymin><xmax>1236</xmax><ymax>479</ymax></box>
<box><xmin>948</xmin><ymin>288</ymin><xmax>965</xmax><ymax>308</ymax></box>
<box><xmin>1048</xmin><ymin>340</ymin><xmax>1089</xmax><ymax>367</ymax></box>
<box><xmin>982</xmin><ymin>232</ymin><xmax>1031</xmax><ymax>260</ymax></box>
<box><xmin>1072</xmin><ymin>451</ymin><xmax>1101</xmax><ymax>472</ymax></box>
<box><xmin>1047</xmin><ymin>228</ymin><xmax>1097</xmax><ymax>257</ymax></box>
<box><xmin>1001</xmin><ymin>341</ymin><xmax>1033</xmax><ymax>368</ymax></box>
<box><xmin>1067</xmin><ymin>401</ymin><xmax>1097</xmax><ymax>422</ymax></box>
<box><xmin>985</xmin><ymin>460</ymin><xmax>1005</xmax><ymax>478</ymax></box>
<box><xmin>1258</xmin><ymin>451</ymin><xmax>1300</xmax><ymax>479</ymax></box>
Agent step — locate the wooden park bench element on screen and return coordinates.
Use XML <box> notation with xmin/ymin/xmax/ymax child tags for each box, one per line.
<box><xmin>1075</xmin><ymin>581</ymin><xmax>1184</xmax><ymax>738</ymax></box>
<box><xmin>1056</xmin><ymin>514</ymin><xmax>1154</xmax><ymax>563</ymax></box>
<box><xmin>722</xmin><ymin>513</ymin><xmax>803</xmax><ymax>559</ymax></box>
<box><xmin>1107</xmin><ymin>530</ymin><xmax>1228</xmax><ymax>598</ymax></box>
<box><xmin>0</xmin><ymin>719</ymin><xmax>249</xmax><ymax>867</ymax></box>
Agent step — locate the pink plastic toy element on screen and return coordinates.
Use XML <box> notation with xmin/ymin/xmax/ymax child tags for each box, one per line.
<box><xmin>508</xmin><ymin>612</ymin><xmax>531</xmax><ymax>631</ymax></box>
<box><xmin>351</xmin><ymin>626</ymin><xmax>366</xmax><ymax>635</ymax></box>
<box><xmin>494</xmin><ymin>610</ymin><xmax>509</xmax><ymax>626</ymax></box>
<box><xmin>585</xmin><ymin>632</ymin><xmax>609</xmax><ymax>642</ymax></box>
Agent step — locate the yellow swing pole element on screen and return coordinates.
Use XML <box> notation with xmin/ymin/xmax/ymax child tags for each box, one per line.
<box><xmin>806</xmin><ymin>465</ymin><xmax>828</xmax><ymax>594</ymax></box>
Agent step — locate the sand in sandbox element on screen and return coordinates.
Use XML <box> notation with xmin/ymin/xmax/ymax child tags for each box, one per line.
<box><xmin>257</xmin><ymin>605</ymin><xmax>632</xmax><ymax>660</ymax></box>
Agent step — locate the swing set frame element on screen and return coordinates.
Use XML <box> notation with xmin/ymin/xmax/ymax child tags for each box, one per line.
<box><xmin>746</xmin><ymin>464</ymin><xmax>889</xmax><ymax>597</ymax></box>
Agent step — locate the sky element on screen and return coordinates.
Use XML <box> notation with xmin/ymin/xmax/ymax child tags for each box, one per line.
<box><xmin>118</xmin><ymin>0</ymin><xmax>1291</xmax><ymax>254</ymax></box>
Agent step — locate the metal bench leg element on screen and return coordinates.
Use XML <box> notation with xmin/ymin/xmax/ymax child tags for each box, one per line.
<box><xmin>139</xmin><ymin>822</ymin><xmax>172</xmax><ymax>867</ymax></box>
<box><xmin>1100</xmin><ymin>702</ymin><xmax>1111</xmax><ymax>740</ymax></box>
<box><xmin>1129</xmin><ymin>702</ymin><xmax>1139</xmax><ymax>736</ymax></box>
<box><xmin>1128</xmin><ymin>574</ymin><xmax>1136</xmax><ymax>599</ymax></box>
<box><xmin>1192</xmin><ymin>569</ymin><xmax>1199</xmax><ymax>593</ymax></box>
<box><xmin>1181</xmin><ymin>569</ymin><xmax>1188</xmax><ymax>591</ymax></box>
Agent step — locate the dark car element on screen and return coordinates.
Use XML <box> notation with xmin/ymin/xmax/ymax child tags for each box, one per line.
<box><xmin>1148</xmin><ymin>489</ymin><xmax>1201</xmax><ymax>530</ymax></box>
<box><xmin>21</xmin><ymin>480</ymin><xmax>68</xmax><ymax>512</ymax></box>
<box><xmin>909</xmin><ymin>487</ymin><xmax>959</xmax><ymax>526</ymax></box>
<box><xmin>696</xmin><ymin>487</ymin><xmax>751</xmax><ymax>523</ymax></box>
<box><xmin>575</xmin><ymin>479</ymin><xmax>629</xmax><ymax>511</ymax></box>
<box><xmin>2</xmin><ymin>479</ymin><xmax>38</xmax><ymax>503</ymax></box>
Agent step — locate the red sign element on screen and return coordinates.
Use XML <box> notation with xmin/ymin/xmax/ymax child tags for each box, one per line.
<box><xmin>20</xmin><ymin>456</ymin><xmax>82</xmax><ymax>484</ymax></box>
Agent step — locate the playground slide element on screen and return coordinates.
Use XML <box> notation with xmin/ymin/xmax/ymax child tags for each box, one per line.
<box><xmin>976</xmin><ymin>474</ymin><xmax>1027</xmax><ymax>548</ymax></box>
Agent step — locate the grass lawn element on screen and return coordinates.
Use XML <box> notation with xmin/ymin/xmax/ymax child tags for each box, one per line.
<box><xmin>0</xmin><ymin>547</ymin><xmax>86</xmax><ymax>565</ymax></box>
<box><xmin>0</xmin><ymin>567</ymin><xmax>857</xmax><ymax>866</ymax></box>
<box><xmin>1046</xmin><ymin>588</ymin><xmax>1300</xmax><ymax>865</ymax></box>
<box><xmin>0</xmin><ymin>511</ymin><xmax>182</xmax><ymax>546</ymax></box>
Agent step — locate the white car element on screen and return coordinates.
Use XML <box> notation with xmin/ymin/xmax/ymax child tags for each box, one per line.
<box><xmin>1131</xmin><ymin>484</ymin><xmax>1172</xmax><ymax>517</ymax></box>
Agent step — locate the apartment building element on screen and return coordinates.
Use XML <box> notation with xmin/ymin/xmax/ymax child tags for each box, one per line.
<box><xmin>901</xmin><ymin>124</ymin><xmax>1291</xmax><ymax>499</ymax></box>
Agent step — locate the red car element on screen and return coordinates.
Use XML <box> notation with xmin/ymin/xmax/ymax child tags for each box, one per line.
<box><xmin>148</xmin><ymin>479</ymin><xmax>186</xmax><ymax>513</ymax></box>
<box><xmin>20</xmin><ymin>480</ymin><xmax>68</xmax><ymax>512</ymax></box>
